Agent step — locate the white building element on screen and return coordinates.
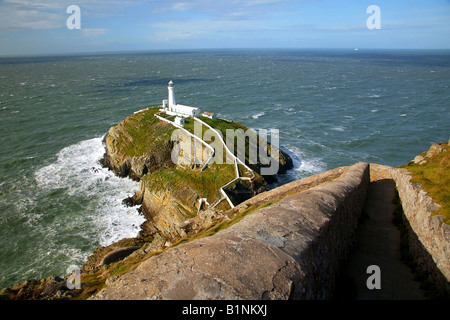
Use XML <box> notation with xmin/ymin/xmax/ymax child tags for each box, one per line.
<box><xmin>162</xmin><ymin>80</ymin><xmax>201</xmax><ymax>118</ymax></box>
<box><xmin>201</xmin><ymin>111</ymin><xmax>216</xmax><ymax>119</ymax></box>
<box><xmin>174</xmin><ymin>116</ymin><xmax>185</xmax><ymax>126</ymax></box>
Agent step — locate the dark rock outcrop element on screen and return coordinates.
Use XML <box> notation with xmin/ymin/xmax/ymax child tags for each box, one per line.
<box><xmin>100</xmin><ymin>246</ymin><xmax>141</xmax><ymax>266</ymax></box>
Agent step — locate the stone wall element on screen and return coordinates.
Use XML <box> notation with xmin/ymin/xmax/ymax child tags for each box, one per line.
<box><xmin>92</xmin><ymin>162</ymin><xmax>370</xmax><ymax>300</ymax></box>
<box><xmin>385</xmin><ymin>165</ymin><xmax>450</xmax><ymax>296</ymax></box>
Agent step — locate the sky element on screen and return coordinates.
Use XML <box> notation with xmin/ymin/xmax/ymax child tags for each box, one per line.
<box><xmin>0</xmin><ymin>0</ymin><xmax>449</xmax><ymax>56</ymax></box>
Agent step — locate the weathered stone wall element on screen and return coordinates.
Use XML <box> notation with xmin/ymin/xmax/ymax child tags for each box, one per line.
<box><xmin>381</xmin><ymin>165</ymin><xmax>450</xmax><ymax>295</ymax></box>
<box><xmin>92</xmin><ymin>162</ymin><xmax>370</xmax><ymax>300</ymax></box>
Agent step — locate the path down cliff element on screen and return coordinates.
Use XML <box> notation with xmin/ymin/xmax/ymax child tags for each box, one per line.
<box><xmin>335</xmin><ymin>169</ymin><xmax>426</xmax><ymax>300</ymax></box>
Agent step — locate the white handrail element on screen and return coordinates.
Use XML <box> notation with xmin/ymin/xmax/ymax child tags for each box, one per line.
<box><xmin>193</xmin><ymin>117</ymin><xmax>257</xmax><ymax>208</ymax></box>
<box><xmin>155</xmin><ymin>113</ymin><xmax>214</xmax><ymax>172</ymax></box>
<box><xmin>154</xmin><ymin>112</ymin><xmax>257</xmax><ymax>210</ymax></box>
<box><xmin>193</xmin><ymin>117</ymin><xmax>255</xmax><ymax>180</ymax></box>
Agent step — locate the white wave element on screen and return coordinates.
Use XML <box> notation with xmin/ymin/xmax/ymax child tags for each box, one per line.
<box><xmin>34</xmin><ymin>137</ymin><xmax>145</xmax><ymax>246</ymax></box>
<box><xmin>281</xmin><ymin>145</ymin><xmax>326</xmax><ymax>177</ymax></box>
<box><xmin>331</xmin><ymin>126</ymin><xmax>346</xmax><ymax>132</ymax></box>
<box><xmin>252</xmin><ymin>111</ymin><xmax>265</xmax><ymax>119</ymax></box>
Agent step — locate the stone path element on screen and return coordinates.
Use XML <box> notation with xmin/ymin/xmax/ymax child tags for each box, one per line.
<box><xmin>335</xmin><ymin>179</ymin><xmax>427</xmax><ymax>300</ymax></box>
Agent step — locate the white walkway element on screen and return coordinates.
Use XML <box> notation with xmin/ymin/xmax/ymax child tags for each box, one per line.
<box><xmin>154</xmin><ymin>112</ymin><xmax>255</xmax><ymax>209</ymax></box>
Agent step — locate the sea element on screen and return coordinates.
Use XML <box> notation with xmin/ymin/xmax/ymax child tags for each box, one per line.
<box><xmin>0</xmin><ymin>49</ymin><xmax>448</xmax><ymax>288</ymax></box>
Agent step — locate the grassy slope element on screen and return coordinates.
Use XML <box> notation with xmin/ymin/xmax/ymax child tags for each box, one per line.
<box><xmin>115</xmin><ymin>107</ymin><xmax>174</xmax><ymax>158</ymax></box>
<box><xmin>120</xmin><ymin>108</ymin><xmax>262</xmax><ymax>212</ymax></box>
<box><xmin>141</xmin><ymin>164</ymin><xmax>237</xmax><ymax>211</ymax></box>
<box><xmin>399</xmin><ymin>143</ymin><xmax>450</xmax><ymax>224</ymax></box>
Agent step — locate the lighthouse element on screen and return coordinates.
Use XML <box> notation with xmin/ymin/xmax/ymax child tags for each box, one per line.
<box><xmin>168</xmin><ymin>80</ymin><xmax>176</xmax><ymax>109</ymax></box>
<box><xmin>161</xmin><ymin>80</ymin><xmax>201</xmax><ymax>118</ymax></box>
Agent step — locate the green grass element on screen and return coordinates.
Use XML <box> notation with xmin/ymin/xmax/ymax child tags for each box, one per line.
<box><xmin>198</xmin><ymin>116</ymin><xmax>272</xmax><ymax>169</ymax></box>
<box><xmin>141</xmin><ymin>163</ymin><xmax>237</xmax><ymax>208</ymax></box>
<box><xmin>197</xmin><ymin>116</ymin><xmax>248</xmax><ymax>137</ymax></box>
<box><xmin>114</xmin><ymin>107</ymin><xmax>175</xmax><ymax>158</ymax></box>
<box><xmin>116</xmin><ymin>109</ymin><xmax>265</xmax><ymax>213</ymax></box>
<box><xmin>399</xmin><ymin>144</ymin><xmax>450</xmax><ymax>224</ymax></box>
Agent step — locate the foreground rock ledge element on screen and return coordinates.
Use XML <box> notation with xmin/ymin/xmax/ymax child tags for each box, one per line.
<box><xmin>91</xmin><ymin>162</ymin><xmax>369</xmax><ymax>300</ymax></box>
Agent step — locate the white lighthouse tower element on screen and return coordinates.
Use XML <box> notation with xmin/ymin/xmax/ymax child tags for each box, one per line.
<box><xmin>161</xmin><ymin>80</ymin><xmax>201</xmax><ymax>118</ymax></box>
<box><xmin>168</xmin><ymin>80</ymin><xmax>176</xmax><ymax>109</ymax></box>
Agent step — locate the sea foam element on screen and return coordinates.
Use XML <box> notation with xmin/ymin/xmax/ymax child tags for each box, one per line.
<box><xmin>35</xmin><ymin>137</ymin><xmax>145</xmax><ymax>246</ymax></box>
<box><xmin>252</xmin><ymin>112</ymin><xmax>265</xmax><ymax>119</ymax></box>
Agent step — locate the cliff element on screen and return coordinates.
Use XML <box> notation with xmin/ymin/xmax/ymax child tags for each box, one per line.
<box><xmin>100</xmin><ymin>108</ymin><xmax>175</xmax><ymax>180</ymax></box>
<box><xmin>1</xmin><ymin>113</ymin><xmax>447</xmax><ymax>300</ymax></box>
<box><xmin>91</xmin><ymin>163</ymin><xmax>370</xmax><ymax>300</ymax></box>
<box><xmin>0</xmin><ymin>161</ymin><xmax>364</xmax><ymax>300</ymax></box>
<box><xmin>102</xmin><ymin>107</ymin><xmax>292</xmax><ymax>240</ymax></box>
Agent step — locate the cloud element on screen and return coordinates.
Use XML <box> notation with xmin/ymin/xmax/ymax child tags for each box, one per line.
<box><xmin>147</xmin><ymin>17</ymin><xmax>274</xmax><ymax>44</ymax></box>
<box><xmin>0</xmin><ymin>0</ymin><xmax>151</xmax><ymax>31</ymax></box>
<box><xmin>310</xmin><ymin>24</ymin><xmax>365</xmax><ymax>32</ymax></box>
<box><xmin>151</xmin><ymin>0</ymin><xmax>295</xmax><ymax>18</ymax></box>
<box><xmin>146</xmin><ymin>0</ymin><xmax>298</xmax><ymax>42</ymax></box>
<box><xmin>0</xmin><ymin>0</ymin><xmax>64</xmax><ymax>30</ymax></box>
<box><xmin>0</xmin><ymin>0</ymin><xmax>298</xmax><ymax>31</ymax></box>
<box><xmin>82</xmin><ymin>28</ymin><xmax>108</xmax><ymax>37</ymax></box>
<box><xmin>171</xmin><ymin>2</ymin><xmax>192</xmax><ymax>12</ymax></box>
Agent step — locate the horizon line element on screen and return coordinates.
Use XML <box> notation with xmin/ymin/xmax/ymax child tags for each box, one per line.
<box><xmin>1</xmin><ymin>47</ymin><xmax>450</xmax><ymax>58</ymax></box>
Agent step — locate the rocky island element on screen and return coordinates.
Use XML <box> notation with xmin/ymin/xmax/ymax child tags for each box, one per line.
<box><xmin>101</xmin><ymin>107</ymin><xmax>293</xmax><ymax>241</ymax></box>
<box><xmin>0</xmin><ymin>107</ymin><xmax>448</xmax><ymax>300</ymax></box>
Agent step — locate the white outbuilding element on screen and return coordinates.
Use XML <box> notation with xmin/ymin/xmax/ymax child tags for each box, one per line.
<box><xmin>174</xmin><ymin>116</ymin><xmax>185</xmax><ymax>126</ymax></box>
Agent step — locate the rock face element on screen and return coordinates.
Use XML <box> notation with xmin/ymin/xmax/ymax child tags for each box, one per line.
<box><xmin>413</xmin><ymin>143</ymin><xmax>448</xmax><ymax>165</ymax></box>
<box><xmin>133</xmin><ymin>181</ymin><xmax>201</xmax><ymax>239</ymax></box>
<box><xmin>100</xmin><ymin>247</ymin><xmax>141</xmax><ymax>266</ymax></box>
<box><xmin>101</xmin><ymin>110</ymin><xmax>175</xmax><ymax>180</ymax></box>
<box><xmin>91</xmin><ymin>162</ymin><xmax>370</xmax><ymax>300</ymax></box>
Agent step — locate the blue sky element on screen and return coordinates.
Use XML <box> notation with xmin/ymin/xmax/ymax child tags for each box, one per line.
<box><xmin>0</xmin><ymin>0</ymin><xmax>449</xmax><ymax>55</ymax></box>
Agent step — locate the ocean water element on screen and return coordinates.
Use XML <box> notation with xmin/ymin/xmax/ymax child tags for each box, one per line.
<box><xmin>0</xmin><ymin>49</ymin><xmax>449</xmax><ymax>288</ymax></box>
